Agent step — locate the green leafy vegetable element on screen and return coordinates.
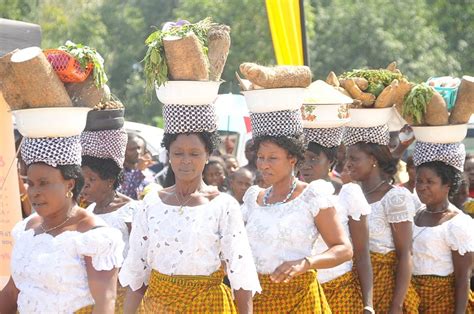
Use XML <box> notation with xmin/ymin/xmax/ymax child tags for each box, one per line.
<box><xmin>402</xmin><ymin>83</ymin><xmax>434</xmax><ymax>124</ymax></box>
<box><xmin>340</xmin><ymin>69</ymin><xmax>404</xmax><ymax>92</ymax></box>
<box><xmin>143</xmin><ymin>17</ymin><xmax>213</xmax><ymax>96</ymax></box>
<box><xmin>58</xmin><ymin>40</ymin><xmax>108</xmax><ymax>87</ymax></box>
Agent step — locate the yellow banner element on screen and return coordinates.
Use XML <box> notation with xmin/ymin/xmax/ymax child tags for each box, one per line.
<box><xmin>0</xmin><ymin>92</ymin><xmax>22</xmax><ymax>289</ymax></box>
<box><xmin>265</xmin><ymin>0</ymin><xmax>304</xmax><ymax>65</ymax></box>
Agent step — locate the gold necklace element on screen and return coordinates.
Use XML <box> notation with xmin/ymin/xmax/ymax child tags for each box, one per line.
<box><xmin>174</xmin><ymin>192</ymin><xmax>194</xmax><ymax>215</ymax></box>
<box><xmin>40</xmin><ymin>213</ymin><xmax>72</xmax><ymax>233</ymax></box>
<box><xmin>363</xmin><ymin>180</ymin><xmax>387</xmax><ymax>195</ymax></box>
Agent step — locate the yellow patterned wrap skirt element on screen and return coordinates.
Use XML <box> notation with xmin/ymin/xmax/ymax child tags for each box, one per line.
<box><xmin>139</xmin><ymin>269</ymin><xmax>236</xmax><ymax>313</ymax></box>
<box><xmin>321</xmin><ymin>270</ymin><xmax>364</xmax><ymax>313</ymax></box>
<box><xmin>254</xmin><ymin>270</ymin><xmax>331</xmax><ymax>313</ymax></box>
<box><xmin>371</xmin><ymin>251</ymin><xmax>419</xmax><ymax>313</ymax></box>
<box><xmin>412</xmin><ymin>274</ymin><xmax>474</xmax><ymax>313</ymax></box>
<box><xmin>74</xmin><ymin>305</ymin><xmax>93</xmax><ymax>314</ymax></box>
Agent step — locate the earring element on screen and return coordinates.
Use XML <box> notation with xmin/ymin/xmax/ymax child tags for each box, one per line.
<box><xmin>372</xmin><ymin>164</ymin><xmax>377</xmax><ymax>168</ymax></box>
<box><xmin>205</xmin><ymin>160</ymin><xmax>209</xmax><ymax>164</ymax></box>
<box><xmin>66</xmin><ymin>190</ymin><xmax>73</xmax><ymax>198</ymax></box>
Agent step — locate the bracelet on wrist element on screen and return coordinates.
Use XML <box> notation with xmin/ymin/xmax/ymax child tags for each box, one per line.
<box><xmin>303</xmin><ymin>256</ymin><xmax>311</xmax><ymax>269</ymax></box>
<box><xmin>363</xmin><ymin>306</ymin><xmax>375</xmax><ymax>314</ymax></box>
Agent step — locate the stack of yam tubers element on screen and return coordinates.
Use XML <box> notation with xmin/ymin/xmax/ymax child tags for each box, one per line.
<box><xmin>326</xmin><ymin>62</ymin><xmax>474</xmax><ymax>127</ymax></box>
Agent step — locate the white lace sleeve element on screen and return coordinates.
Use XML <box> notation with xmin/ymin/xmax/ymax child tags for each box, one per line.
<box><xmin>219</xmin><ymin>194</ymin><xmax>261</xmax><ymax>296</ymax></box>
<box><xmin>11</xmin><ymin>214</ymin><xmax>35</xmax><ymax>241</ymax></box>
<box><xmin>116</xmin><ymin>200</ymin><xmax>140</xmax><ymax>224</ymax></box>
<box><xmin>302</xmin><ymin>179</ymin><xmax>335</xmax><ymax>217</ymax></box>
<box><xmin>445</xmin><ymin>214</ymin><xmax>474</xmax><ymax>255</ymax></box>
<box><xmin>382</xmin><ymin>187</ymin><xmax>416</xmax><ymax>223</ymax></box>
<box><xmin>241</xmin><ymin>185</ymin><xmax>260</xmax><ymax>223</ymax></box>
<box><xmin>339</xmin><ymin>183</ymin><xmax>371</xmax><ymax>221</ymax></box>
<box><xmin>119</xmin><ymin>199</ymin><xmax>151</xmax><ymax>291</ymax></box>
<box><xmin>75</xmin><ymin>227</ymin><xmax>124</xmax><ymax>271</ymax></box>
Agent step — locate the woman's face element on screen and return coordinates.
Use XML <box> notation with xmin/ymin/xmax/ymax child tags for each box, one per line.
<box><xmin>169</xmin><ymin>134</ymin><xmax>209</xmax><ymax>182</ymax></box>
<box><xmin>416</xmin><ymin>166</ymin><xmax>450</xmax><ymax>206</ymax></box>
<box><xmin>81</xmin><ymin>166</ymin><xmax>113</xmax><ymax>203</ymax></box>
<box><xmin>203</xmin><ymin>163</ymin><xmax>226</xmax><ymax>188</ymax></box>
<box><xmin>256</xmin><ymin>141</ymin><xmax>296</xmax><ymax>185</ymax></box>
<box><xmin>346</xmin><ymin>145</ymin><xmax>376</xmax><ymax>182</ymax></box>
<box><xmin>26</xmin><ymin>163</ymin><xmax>74</xmax><ymax>216</ymax></box>
<box><xmin>300</xmin><ymin>150</ymin><xmax>331</xmax><ymax>183</ymax></box>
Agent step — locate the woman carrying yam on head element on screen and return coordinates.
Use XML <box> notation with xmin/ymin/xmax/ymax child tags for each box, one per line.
<box><xmin>343</xmin><ymin>124</ymin><xmax>420</xmax><ymax>313</ymax></box>
<box><xmin>412</xmin><ymin>141</ymin><xmax>474</xmax><ymax>313</ymax></box>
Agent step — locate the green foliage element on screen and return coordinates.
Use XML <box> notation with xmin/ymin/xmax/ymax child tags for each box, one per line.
<box><xmin>341</xmin><ymin>69</ymin><xmax>404</xmax><ymax>90</ymax></box>
<box><xmin>403</xmin><ymin>83</ymin><xmax>434</xmax><ymax>124</ymax></box>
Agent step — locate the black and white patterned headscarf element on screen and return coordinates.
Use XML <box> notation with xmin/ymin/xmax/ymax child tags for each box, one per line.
<box><xmin>250</xmin><ymin>109</ymin><xmax>303</xmax><ymax>138</ymax></box>
<box><xmin>21</xmin><ymin>136</ymin><xmax>82</xmax><ymax>167</ymax></box>
<box><xmin>413</xmin><ymin>141</ymin><xmax>466</xmax><ymax>172</ymax></box>
<box><xmin>342</xmin><ymin>125</ymin><xmax>390</xmax><ymax>146</ymax></box>
<box><xmin>163</xmin><ymin>104</ymin><xmax>217</xmax><ymax>134</ymax></box>
<box><xmin>81</xmin><ymin>129</ymin><xmax>127</xmax><ymax>168</ymax></box>
<box><xmin>304</xmin><ymin>127</ymin><xmax>343</xmax><ymax>148</ymax></box>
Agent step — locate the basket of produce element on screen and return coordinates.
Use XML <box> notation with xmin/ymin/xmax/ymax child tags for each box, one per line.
<box><xmin>144</xmin><ymin>18</ymin><xmax>230</xmax><ymax>103</ymax></box>
<box><xmin>13</xmin><ymin>107</ymin><xmax>91</xmax><ymax>138</ymax></box>
<box><xmin>427</xmin><ymin>76</ymin><xmax>460</xmax><ymax>111</ymax></box>
<box><xmin>44</xmin><ymin>41</ymin><xmax>108</xmax><ymax>86</ymax></box>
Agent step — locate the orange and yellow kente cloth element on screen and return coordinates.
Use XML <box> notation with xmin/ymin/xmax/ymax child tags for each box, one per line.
<box><xmin>74</xmin><ymin>305</ymin><xmax>93</xmax><ymax>314</ymax></box>
<box><xmin>412</xmin><ymin>274</ymin><xmax>474</xmax><ymax>313</ymax></box>
<box><xmin>139</xmin><ymin>269</ymin><xmax>236</xmax><ymax>313</ymax></box>
<box><xmin>321</xmin><ymin>270</ymin><xmax>364</xmax><ymax>313</ymax></box>
<box><xmin>371</xmin><ymin>251</ymin><xmax>419</xmax><ymax>313</ymax></box>
<box><xmin>254</xmin><ymin>270</ymin><xmax>331</xmax><ymax>313</ymax></box>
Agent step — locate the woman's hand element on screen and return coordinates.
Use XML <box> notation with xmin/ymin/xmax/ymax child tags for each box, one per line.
<box><xmin>270</xmin><ymin>258</ymin><xmax>310</xmax><ymax>283</ymax></box>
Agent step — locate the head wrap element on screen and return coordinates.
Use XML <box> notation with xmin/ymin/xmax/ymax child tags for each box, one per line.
<box><xmin>303</xmin><ymin>127</ymin><xmax>343</xmax><ymax>148</ymax></box>
<box><xmin>163</xmin><ymin>104</ymin><xmax>217</xmax><ymax>134</ymax></box>
<box><xmin>250</xmin><ymin>109</ymin><xmax>303</xmax><ymax>138</ymax></box>
<box><xmin>342</xmin><ymin>125</ymin><xmax>390</xmax><ymax>146</ymax></box>
<box><xmin>80</xmin><ymin>128</ymin><xmax>127</xmax><ymax>168</ymax></box>
<box><xmin>413</xmin><ymin>141</ymin><xmax>465</xmax><ymax>172</ymax></box>
<box><xmin>21</xmin><ymin>136</ymin><xmax>82</xmax><ymax>167</ymax></box>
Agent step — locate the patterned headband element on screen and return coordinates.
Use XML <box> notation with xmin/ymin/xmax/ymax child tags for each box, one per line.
<box><xmin>21</xmin><ymin>136</ymin><xmax>82</xmax><ymax>167</ymax></box>
<box><xmin>304</xmin><ymin>127</ymin><xmax>343</xmax><ymax>148</ymax></box>
<box><xmin>250</xmin><ymin>109</ymin><xmax>303</xmax><ymax>138</ymax></box>
<box><xmin>163</xmin><ymin>104</ymin><xmax>217</xmax><ymax>134</ymax></box>
<box><xmin>413</xmin><ymin>141</ymin><xmax>465</xmax><ymax>172</ymax></box>
<box><xmin>81</xmin><ymin>128</ymin><xmax>128</xmax><ymax>168</ymax></box>
<box><xmin>342</xmin><ymin>125</ymin><xmax>390</xmax><ymax>146</ymax></box>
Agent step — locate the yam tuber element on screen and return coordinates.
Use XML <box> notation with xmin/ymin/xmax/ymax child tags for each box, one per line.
<box><xmin>375</xmin><ymin>80</ymin><xmax>398</xmax><ymax>108</ymax></box>
<box><xmin>386</xmin><ymin>61</ymin><xmax>397</xmax><ymax>72</ymax></box>
<box><xmin>425</xmin><ymin>90</ymin><xmax>449</xmax><ymax>126</ymax></box>
<box><xmin>207</xmin><ymin>24</ymin><xmax>231</xmax><ymax>81</ymax></box>
<box><xmin>239</xmin><ymin>62</ymin><xmax>312</xmax><ymax>89</ymax></box>
<box><xmin>342</xmin><ymin>79</ymin><xmax>375</xmax><ymax>107</ymax></box>
<box><xmin>340</xmin><ymin>77</ymin><xmax>368</xmax><ymax>91</ymax></box>
<box><xmin>326</xmin><ymin>71</ymin><xmax>339</xmax><ymax>87</ymax></box>
<box><xmin>449</xmin><ymin>76</ymin><xmax>474</xmax><ymax>124</ymax></box>
<box><xmin>392</xmin><ymin>78</ymin><xmax>413</xmax><ymax>116</ymax></box>
<box><xmin>0</xmin><ymin>49</ymin><xmax>27</xmax><ymax>110</ymax></box>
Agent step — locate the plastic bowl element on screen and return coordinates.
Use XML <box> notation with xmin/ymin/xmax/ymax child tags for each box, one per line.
<box><xmin>13</xmin><ymin>107</ymin><xmax>91</xmax><ymax>138</ymax></box>
<box><xmin>242</xmin><ymin>88</ymin><xmax>305</xmax><ymax>113</ymax></box>
<box><xmin>301</xmin><ymin>104</ymin><xmax>351</xmax><ymax>128</ymax></box>
<box><xmin>412</xmin><ymin>124</ymin><xmax>467</xmax><ymax>144</ymax></box>
<box><xmin>346</xmin><ymin>107</ymin><xmax>393</xmax><ymax>127</ymax></box>
<box><xmin>155</xmin><ymin>81</ymin><xmax>223</xmax><ymax>105</ymax></box>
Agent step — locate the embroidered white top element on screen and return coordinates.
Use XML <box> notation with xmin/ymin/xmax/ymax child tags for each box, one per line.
<box><xmin>368</xmin><ymin>186</ymin><xmax>417</xmax><ymax>254</ymax></box>
<box><xmin>118</xmin><ymin>191</ymin><xmax>261</xmax><ymax>295</ymax></box>
<box><xmin>413</xmin><ymin>209</ymin><xmax>474</xmax><ymax>276</ymax></box>
<box><xmin>241</xmin><ymin>180</ymin><xmax>334</xmax><ymax>274</ymax></box>
<box><xmin>11</xmin><ymin>215</ymin><xmax>124</xmax><ymax>314</ymax></box>
<box><xmin>86</xmin><ymin>201</ymin><xmax>139</xmax><ymax>258</ymax></box>
<box><xmin>314</xmin><ymin>183</ymin><xmax>371</xmax><ymax>283</ymax></box>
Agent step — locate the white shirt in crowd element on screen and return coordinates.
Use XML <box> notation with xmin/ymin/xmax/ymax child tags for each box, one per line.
<box><xmin>241</xmin><ymin>180</ymin><xmax>334</xmax><ymax>274</ymax></box>
<box><xmin>11</xmin><ymin>215</ymin><xmax>124</xmax><ymax>314</ymax></box>
<box><xmin>118</xmin><ymin>191</ymin><xmax>261</xmax><ymax>295</ymax></box>
<box><xmin>314</xmin><ymin>183</ymin><xmax>371</xmax><ymax>283</ymax></box>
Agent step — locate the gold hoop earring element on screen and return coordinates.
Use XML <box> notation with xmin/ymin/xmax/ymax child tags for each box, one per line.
<box><xmin>66</xmin><ymin>190</ymin><xmax>73</xmax><ymax>198</ymax></box>
<box><xmin>372</xmin><ymin>164</ymin><xmax>377</xmax><ymax>168</ymax></box>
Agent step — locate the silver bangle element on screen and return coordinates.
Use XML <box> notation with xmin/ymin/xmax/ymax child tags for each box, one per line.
<box><xmin>363</xmin><ymin>306</ymin><xmax>375</xmax><ymax>314</ymax></box>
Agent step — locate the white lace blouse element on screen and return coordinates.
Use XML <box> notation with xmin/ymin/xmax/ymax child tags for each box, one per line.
<box><xmin>413</xmin><ymin>210</ymin><xmax>474</xmax><ymax>276</ymax></box>
<box><xmin>241</xmin><ymin>180</ymin><xmax>334</xmax><ymax>274</ymax></box>
<box><xmin>86</xmin><ymin>201</ymin><xmax>139</xmax><ymax>258</ymax></box>
<box><xmin>368</xmin><ymin>186</ymin><xmax>417</xmax><ymax>254</ymax></box>
<box><xmin>118</xmin><ymin>191</ymin><xmax>261</xmax><ymax>295</ymax></box>
<box><xmin>11</xmin><ymin>215</ymin><xmax>124</xmax><ymax>314</ymax></box>
<box><xmin>314</xmin><ymin>183</ymin><xmax>371</xmax><ymax>283</ymax></box>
